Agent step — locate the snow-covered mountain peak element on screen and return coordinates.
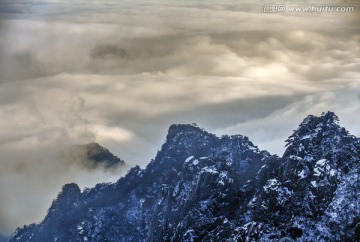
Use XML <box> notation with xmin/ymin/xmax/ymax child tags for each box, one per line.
<box><xmin>165</xmin><ymin>123</ymin><xmax>216</xmax><ymax>146</ymax></box>
<box><xmin>285</xmin><ymin>111</ymin><xmax>342</xmax><ymax>146</ymax></box>
<box><xmin>10</xmin><ymin>112</ymin><xmax>360</xmax><ymax>242</ymax></box>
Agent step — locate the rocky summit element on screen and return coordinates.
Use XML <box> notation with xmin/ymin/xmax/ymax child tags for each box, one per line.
<box><xmin>67</xmin><ymin>142</ymin><xmax>126</xmax><ymax>169</ymax></box>
<box><xmin>11</xmin><ymin>112</ymin><xmax>360</xmax><ymax>241</ymax></box>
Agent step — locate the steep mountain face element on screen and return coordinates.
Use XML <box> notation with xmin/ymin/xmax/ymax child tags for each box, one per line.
<box><xmin>11</xmin><ymin>112</ymin><xmax>360</xmax><ymax>242</ymax></box>
<box><xmin>247</xmin><ymin>112</ymin><xmax>360</xmax><ymax>241</ymax></box>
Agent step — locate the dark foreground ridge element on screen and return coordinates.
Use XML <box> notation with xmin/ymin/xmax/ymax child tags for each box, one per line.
<box><xmin>11</xmin><ymin>112</ymin><xmax>360</xmax><ymax>241</ymax></box>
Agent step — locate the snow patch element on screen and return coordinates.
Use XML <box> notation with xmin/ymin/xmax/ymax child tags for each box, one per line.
<box><xmin>329</xmin><ymin>169</ymin><xmax>337</xmax><ymax>176</ymax></box>
<box><xmin>298</xmin><ymin>169</ymin><xmax>307</xmax><ymax>179</ymax></box>
<box><xmin>201</xmin><ymin>166</ymin><xmax>218</xmax><ymax>174</ymax></box>
<box><xmin>217</xmin><ymin>171</ymin><xmax>232</xmax><ymax>185</ymax></box>
<box><xmin>301</xmin><ymin>134</ymin><xmax>313</xmax><ymax>140</ymax></box>
<box><xmin>314</xmin><ymin>159</ymin><xmax>330</xmax><ymax>177</ymax></box>
<box><xmin>316</xmin><ymin>159</ymin><xmax>327</xmax><ymax>166</ymax></box>
<box><xmin>311</xmin><ymin>181</ymin><xmax>317</xmax><ymax>187</ymax></box>
<box><xmin>263</xmin><ymin>179</ymin><xmax>280</xmax><ymax>193</ymax></box>
<box><xmin>185</xmin><ymin>156</ymin><xmax>194</xmax><ymax>163</ymax></box>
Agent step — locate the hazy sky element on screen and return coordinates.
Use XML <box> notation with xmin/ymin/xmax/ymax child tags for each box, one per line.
<box><xmin>0</xmin><ymin>0</ymin><xmax>359</xmax><ymax>236</ymax></box>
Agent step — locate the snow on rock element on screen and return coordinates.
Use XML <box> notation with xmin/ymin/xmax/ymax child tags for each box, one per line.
<box><xmin>263</xmin><ymin>179</ymin><xmax>281</xmax><ymax>193</ymax></box>
<box><xmin>313</xmin><ymin>159</ymin><xmax>330</xmax><ymax>177</ymax></box>
<box><xmin>311</xmin><ymin>181</ymin><xmax>318</xmax><ymax>187</ymax></box>
<box><xmin>10</xmin><ymin>112</ymin><xmax>360</xmax><ymax>242</ymax></box>
<box><xmin>192</xmin><ymin>159</ymin><xmax>199</xmax><ymax>166</ymax></box>
<box><xmin>200</xmin><ymin>166</ymin><xmax>218</xmax><ymax>174</ymax></box>
<box><xmin>298</xmin><ymin>169</ymin><xmax>307</xmax><ymax>179</ymax></box>
<box><xmin>185</xmin><ymin>156</ymin><xmax>194</xmax><ymax>163</ymax></box>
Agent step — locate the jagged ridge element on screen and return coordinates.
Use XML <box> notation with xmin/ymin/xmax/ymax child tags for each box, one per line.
<box><xmin>11</xmin><ymin>112</ymin><xmax>360</xmax><ymax>241</ymax></box>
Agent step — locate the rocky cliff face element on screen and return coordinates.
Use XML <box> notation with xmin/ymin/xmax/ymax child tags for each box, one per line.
<box><xmin>11</xmin><ymin>112</ymin><xmax>360</xmax><ymax>241</ymax></box>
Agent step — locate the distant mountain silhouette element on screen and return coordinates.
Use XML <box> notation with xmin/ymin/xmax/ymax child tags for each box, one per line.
<box><xmin>70</xmin><ymin>142</ymin><xmax>125</xmax><ymax>169</ymax></box>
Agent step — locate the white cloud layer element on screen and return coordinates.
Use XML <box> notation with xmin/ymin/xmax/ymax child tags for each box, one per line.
<box><xmin>0</xmin><ymin>0</ymin><xmax>359</xmax><ymax>236</ymax></box>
